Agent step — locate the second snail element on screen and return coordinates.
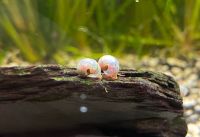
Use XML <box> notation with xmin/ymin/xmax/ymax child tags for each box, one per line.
<box><xmin>77</xmin><ymin>55</ymin><xmax>120</xmax><ymax>80</ymax></box>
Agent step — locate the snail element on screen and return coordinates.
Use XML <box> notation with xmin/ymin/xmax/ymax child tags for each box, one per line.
<box><xmin>77</xmin><ymin>58</ymin><xmax>102</xmax><ymax>79</ymax></box>
<box><xmin>98</xmin><ymin>55</ymin><xmax>120</xmax><ymax>80</ymax></box>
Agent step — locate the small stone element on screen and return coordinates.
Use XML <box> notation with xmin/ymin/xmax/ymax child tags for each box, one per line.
<box><xmin>148</xmin><ymin>58</ymin><xmax>159</xmax><ymax>67</ymax></box>
<box><xmin>197</xmin><ymin>81</ymin><xmax>200</xmax><ymax>88</ymax></box>
<box><xmin>180</xmin><ymin>85</ymin><xmax>190</xmax><ymax>96</ymax></box>
<box><xmin>160</xmin><ymin>65</ymin><xmax>169</xmax><ymax>71</ymax></box>
<box><xmin>186</xmin><ymin>133</ymin><xmax>192</xmax><ymax>137</ymax></box>
<box><xmin>183</xmin><ymin>68</ymin><xmax>193</xmax><ymax>77</ymax></box>
<box><xmin>188</xmin><ymin>123</ymin><xmax>200</xmax><ymax>134</ymax></box>
<box><xmin>197</xmin><ymin>99</ymin><xmax>200</xmax><ymax>104</ymax></box>
<box><xmin>174</xmin><ymin>74</ymin><xmax>183</xmax><ymax>81</ymax></box>
<box><xmin>187</xmin><ymin>114</ymin><xmax>199</xmax><ymax>123</ymax></box>
<box><xmin>191</xmin><ymin>88</ymin><xmax>200</xmax><ymax>94</ymax></box>
<box><xmin>183</xmin><ymin>99</ymin><xmax>197</xmax><ymax>109</ymax></box>
<box><xmin>167</xmin><ymin>58</ymin><xmax>187</xmax><ymax>67</ymax></box>
<box><xmin>189</xmin><ymin>74</ymin><xmax>199</xmax><ymax>81</ymax></box>
<box><xmin>194</xmin><ymin>105</ymin><xmax>200</xmax><ymax>113</ymax></box>
<box><xmin>188</xmin><ymin>123</ymin><xmax>200</xmax><ymax>137</ymax></box>
<box><xmin>185</xmin><ymin>79</ymin><xmax>198</xmax><ymax>88</ymax></box>
<box><xmin>184</xmin><ymin>110</ymin><xmax>193</xmax><ymax>117</ymax></box>
<box><xmin>195</xmin><ymin>61</ymin><xmax>200</xmax><ymax>69</ymax></box>
<box><xmin>187</xmin><ymin>94</ymin><xmax>199</xmax><ymax>102</ymax></box>
<box><xmin>171</xmin><ymin>67</ymin><xmax>182</xmax><ymax>75</ymax></box>
<box><xmin>198</xmin><ymin>81</ymin><xmax>200</xmax><ymax>87</ymax></box>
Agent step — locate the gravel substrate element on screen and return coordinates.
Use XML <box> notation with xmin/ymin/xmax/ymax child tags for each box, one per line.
<box><xmin>120</xmin><ymin>55</ymin><xmax>200</xmax><ymax>137</ymax></box>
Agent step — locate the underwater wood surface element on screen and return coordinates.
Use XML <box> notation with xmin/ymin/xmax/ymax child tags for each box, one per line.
<box><xmin>0</xmin><ymin>65</ymin><xmax>187</xmax><ymax>137</ymax></box>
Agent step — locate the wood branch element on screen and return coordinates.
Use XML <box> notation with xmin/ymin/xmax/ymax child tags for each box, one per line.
<box><xmin>0</xmin><ymin>65</ymin><xmax>187</xmax><ymax>137</ymax></box>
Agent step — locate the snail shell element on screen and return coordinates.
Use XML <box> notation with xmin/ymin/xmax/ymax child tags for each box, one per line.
<box><xmin>98</xmin><ymin>55</ymin><xmax>119</xmax><ymax>80</ymax></box>
<box><xmin>77</xmin><ymin>58</ymin><xmax>102</xmax><ymax>79</ymax></box>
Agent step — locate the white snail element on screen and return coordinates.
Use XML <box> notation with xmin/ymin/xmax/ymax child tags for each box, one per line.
<box><xmin>98</xmin><ymin>55</ymin><xmax>120</xmax><ymax>80</ymax></box>
<box><xmin>77</xmin><ymin>58</ymin><xmax>102</xmax><ymax>79</ymax></box>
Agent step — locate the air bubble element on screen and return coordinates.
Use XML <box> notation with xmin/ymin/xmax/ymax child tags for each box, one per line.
<box><xmin>80</xmin><ymin>106</ymin><xmax>88</xmax><ymax>113</ymax></box>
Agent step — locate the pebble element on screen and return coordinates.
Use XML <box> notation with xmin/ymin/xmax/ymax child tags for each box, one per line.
<box><xmin>183</xmin><ymin>68</ymin><xmax>193</xmax><ymax>78</ymax></box>
<box><xmin>198</xmin><ymin>100</ymin><xmax>200</xmax><ymax>105</ymax></box>
<box><xmin>148</xmin><ymin>58</ymin><xmax>159</xmax><ymax>67</ymax></box>
<box><xmin>171</xmin><ymin>67</ymin><xmax>182</xmax><ymax>75</ymax></box>
<box><xmin>196</xmin><ymin>61</ymin><xmax>200</xmax><ymax>69</ymax></box>
<box><xmin>160</xmin><ymin>65</ymin><xmax>169</xmax><ymax>72</ymax></box>
<box><xmin>195</xmin><ymin>105</ymin><xmax>200</xmax><ymax>113</ymax></box>
<box><xmin>197</xmin><ymin>81</ymin><xmax>200</xmax><ymax>88</ymax></box>
<box><xmin>184</xmin><ymin>110</ymin><xmax>193</xmax><ymax>117</ymax></box>
<box><xmin>183</xmin><ymin>99</ymin><xmax>197</xmax><ymax>109</ymax></box>
<box><xmin>180</xmin><ymin>85</ymin><xmax>190</xmax><ymax>96</ymax></box>
<box><xmin>186</xmin><ymin>133</ymin><xmax>192</xmax><ymax>137</ymax></box>
<box><xmin>191</xmin><ymin>88</ymin><xmax>200</xmax><ymax>94</ymax></box>
<box><xmin>188</xmin><ymin>123</ymin><xmax>200</xmax><ymax>136</ymax></box>
<box><xmin>187</xmin><ymin>114</ymin><xmax>199</xmax><ymax>123</ymax></box>
<box><xmin>167</xmin><ymin>58</ymin><xmax>187</xmax><ymax>67</ymax></box>
<box><xmin>185</xmin><ymin>79</ymin><xmax>198</xmax><ymax>88</ymax></box>
<box><xmin>191</xmin><ymin>74</ymin><xmax>198</xmax><ymax>79</ymax></box>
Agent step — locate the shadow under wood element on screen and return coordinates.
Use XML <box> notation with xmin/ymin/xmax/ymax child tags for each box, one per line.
<box><xmin>0</xmin><ymin>99</ymin><xmax>186</xmax><ymax>137</ymax></box>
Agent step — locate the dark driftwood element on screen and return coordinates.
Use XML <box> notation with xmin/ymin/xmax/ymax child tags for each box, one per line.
<box><xmin>0</xmin><ymin>65</ymin><xmax>187</xmax><ymax>137</ymax></box>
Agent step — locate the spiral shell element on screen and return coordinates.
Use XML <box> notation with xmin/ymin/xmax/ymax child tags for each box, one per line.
<box><xmin>77</xmin><ymin>58</ymin><xmax>102</xmax><ymax>79</ymax></box>
<box><xmin>98</xmin><ymin>55</ymin><xmax>119</xmax><ymax>80</ymax></box>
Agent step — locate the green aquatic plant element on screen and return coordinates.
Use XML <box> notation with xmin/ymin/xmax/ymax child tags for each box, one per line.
<box><xmin>0</xmin><ymin>0</ymin><xmax>199</xmax><ymax>64</ymax></box>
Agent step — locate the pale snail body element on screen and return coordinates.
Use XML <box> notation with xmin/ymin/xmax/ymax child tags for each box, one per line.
<box><xmin>77</xmin><ymin>58</ymin><xmax>102</xmax><ymax>79</ymax></box>
<box><xmin>98</xmin><ymin>55</ymin><xmax>120</xmax><ymax>80</ymax></box>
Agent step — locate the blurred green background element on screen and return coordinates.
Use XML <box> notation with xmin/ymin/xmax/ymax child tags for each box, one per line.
<box><xmin>0</xmin><ymin>0</ymin><xmax>200</xmax><ymax>65</ymax></box>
